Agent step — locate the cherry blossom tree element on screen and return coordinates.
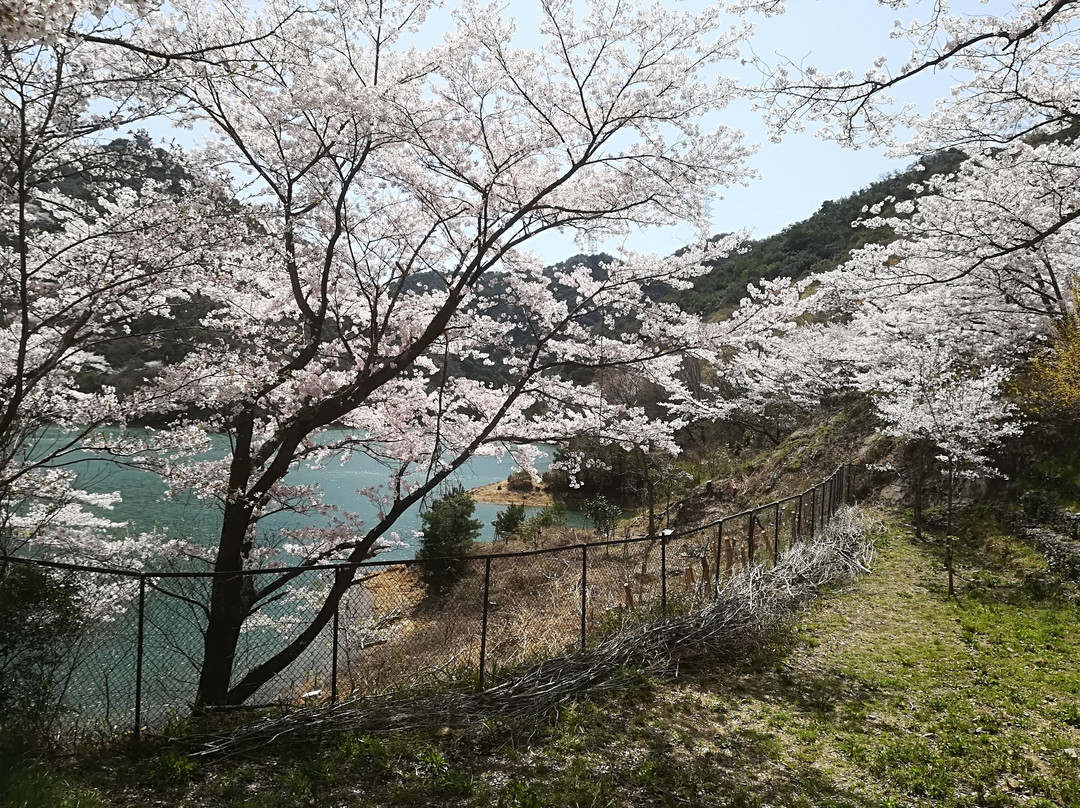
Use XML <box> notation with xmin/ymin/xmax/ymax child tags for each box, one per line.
<box><xmin>0</xmin><ymin>17</ymin><xmax>291</xmax><ymax>665</ymax></box>
<box><xmin>754</xmin><ymin>0</ymin><xmax>1080</xmax><ymax>320</ymax></box>
<box><xmin>0</xmin><ymin>0</ymin><xmax>146</xmax><ymax>45</ymax></box>
<box><xmin>685</xmin><ymin>261</ymin><xmax>1028</xmax><ymax>530</ymax></box>
<box><xmin>714</xmin><ymin>1</ymin><xmax>1080</xmax><ymax>485</ymax></box>
<box><xmin>72</xmin><ymin>0</ymin><xmax>786</xmax><ymax>708</ymax></box>
<box><xmin>0</xmin><ymin>17</ymin><xmax>228</xmax><ymax>563</ymax></box>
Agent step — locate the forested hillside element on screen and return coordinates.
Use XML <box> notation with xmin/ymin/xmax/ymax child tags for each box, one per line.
<box><xmin>670</xmin><ymin>148</ymin><xmax>967</xmax><ymax>316</ymax></box>
<box><xmin>59</xmin><ymin>143</ymin><xmax>965</xmax><ymax>404</ymax></box>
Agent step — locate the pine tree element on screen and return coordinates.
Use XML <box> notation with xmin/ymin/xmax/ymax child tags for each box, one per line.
<box><xmin>416</xmin><ymin>487</ymin><xmax>483</xmax><ymax>592</ymax></box>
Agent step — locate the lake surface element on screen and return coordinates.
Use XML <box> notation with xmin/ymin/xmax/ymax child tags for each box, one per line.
<box><xmin>68</xmin><ymin>432</ymin><xmax>572</xmax><ymax>564</ymax></box>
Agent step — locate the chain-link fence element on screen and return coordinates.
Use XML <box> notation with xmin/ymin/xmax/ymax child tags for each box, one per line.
<box><xmin>1</xmin><ymin>465</ymin><xmax>855</xmax><ymax>743</ymax></box>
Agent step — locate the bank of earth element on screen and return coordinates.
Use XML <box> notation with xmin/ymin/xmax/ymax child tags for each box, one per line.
<box><xmin>465</xmin><ymin>481</ymin><xmax>561</xmax><ymax>508</ymax></box>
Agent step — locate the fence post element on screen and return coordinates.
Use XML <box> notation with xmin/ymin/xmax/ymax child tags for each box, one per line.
<box><xmin>713</xmin><ymin>520</ymin><xmax>723</xmax><ymax>597</ymax></box>
<box><xmin>580</xmin><ymin>544</ymin><xmax>588</xmax><ymax>651</ymax></box>
<box><xmin>810</xmin><ymin>487</ymin><xmax>817</xmax><ymax>540</ymax></box>
<box><xmin>478</xmin><ymin>556</ymin><xmax>492</xmax><ymax>689</ymax></box>
<box><xmin>330</xmin><ymin>600</ymin><xmax>339</xmax><ymax>707</ymax></box>
<box><xmin>660</xmin><ymin>531</ymin><xmax>668</xmax><ymax>615</ymax></box>
<box><xmin>773</xmin><ymin>502</ymin><xmax>781</xmax><ymax>564</ymax></box>
<box><xmin>747</xmin><ymin>510</ymin><xmax>756</xmax><ymax>567</ymax></box>
<box><xmin>796</xmin><ymin>494</ymin><xmax>803</xmax><ymax>542</ymax></box>
<box><xmin>133</xmin><ymin>574</ymin><xmax>146</xmax><ymax>747</ymax></box>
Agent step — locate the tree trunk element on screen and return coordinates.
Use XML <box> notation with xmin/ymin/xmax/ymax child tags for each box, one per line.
<box><xmin>638</xmin><ymin>449</ymin><xmax>658</xmax><ymax>577</ymax></box>
<box><xmin>224</xmin><ymin>566</ymin><xmax>353</xmax><ymax>705</ymax></box>
<box><xmin>194</xmin><ymin>572</ymin><xmax>247</xmax><ymax>708</ymax></box>
<box><xmin>946</xmin><ymin>458</ymin><xmax>955</xmax><ymax>536</ymax></box>
<box><xmin>946</xmin><ymin>458</ymin><xmax>956</xmax><ymax>597</ymax></box>
<box><xmin>194</xmin><ymin>417</ymin><xmax>256</xmax><ymax>709</ymax></box>
<box><xmin>194</xmin><ymin>498</ymin><xmax>256</xmax><ymax>709</ymax></box>
<box><xmin>911</xmin><ymin>443</ymin><xmax>926</xmax><ymax>541</ymax></box>
<box><xmin>913</xmin><ymin>474</ymin><xmax>924</xmax><ymax>541</ymax></box>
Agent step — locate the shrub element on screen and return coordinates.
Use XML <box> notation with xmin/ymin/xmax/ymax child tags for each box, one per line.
<box><xmin>585</xmin><ymin>496</ymin><xmax>621</xmax><ymax>541</ymax></box>
<box><xmin>541</xmin><ymin>468</ymin><xmax>570</xmax><ymax>490</ymax></box>
<box><xmin>0</xmin><ymin>562</ymin><xmax>85</xmax><ymax>750</ymax></box>
<box><xmin>416</xmin><ymin>487</ymin><xmax>483</xmax><ymax>592</ymax></box>
<box><xmin>520</xmin><ymin>506</ymin><xmax>567</xmax><ymax>548</ymax></box>
<box><xmin>493</xmin><ymin>503</ymin><xmax>527</xmax><ymax>540</ymax></box>
<box><xmin>506</xmin><ymin>471</ymin><xmax>534</xmax><ymax>492</ymax></box>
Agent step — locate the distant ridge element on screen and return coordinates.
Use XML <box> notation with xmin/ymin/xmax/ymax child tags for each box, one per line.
<box><xmin>668</xmin><ymin>149</ymin><xmax>966</xmax><ymax>318</ymax></box>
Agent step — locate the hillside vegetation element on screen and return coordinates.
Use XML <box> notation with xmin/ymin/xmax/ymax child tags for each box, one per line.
<box><xmin>52</xmin><ymin>141</ymin><xmax>959</xmax><ymax>406</ymax></box>
<box><xmin>670</xmin><ymin>149</ymin><xmax>966</xmax><ymax>317</ymax></box>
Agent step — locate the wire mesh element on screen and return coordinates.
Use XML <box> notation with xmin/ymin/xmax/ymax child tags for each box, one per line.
<box><xmin>337</xmin><ymin>556</ymin><xmax>486</xmax><ymax>697</ymax></box>
<box><xmin>482</xmin><ymin>546</ymin><xmax>581</xmax><ymax>680</ymax></box>
<box><xmin>67</xmin><ymin>572</ymin><xmax>140</xmax><ymax>739</ymax></box>
<box><xmin>3</xmin><ymin>466</ymin><xmax>851</xmax><ymax>742</ymax></box>
<box><xmin>239</xmin><ymin>567</ymin><xmax>341</xmax><ymax>707</ymax></box>
<box><xmin>139</xmin><ymin>574</ymin><xmax>209</xmax><ymax>730</ymax></box>
<box><xmin>583</xmin><ymin>538</ymin><xmax>647</xmax><ymax>637</ymax></box>
<box><xmin>663</xmin><ymin>524</ymin><xmax>716</xmax><ymax>614</ymax></box>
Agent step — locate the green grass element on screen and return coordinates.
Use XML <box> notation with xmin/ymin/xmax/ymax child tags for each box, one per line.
<box><xmin>4</xmin><ymin>511</ymin><xmax>1080</xmax><ymax>807</ymax></box>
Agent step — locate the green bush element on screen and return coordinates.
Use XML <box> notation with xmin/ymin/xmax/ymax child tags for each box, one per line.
<box><xmin>492</xmin><ymin>503</ymin><xmax>527</xmax><ymax>540</ymax></box>
<box><xmin>540</xmin><ymin>468</ymin><xmax>570</xmax><ymax>490</ymax></box>
<box><xmin>416</xmin><ymin>487</ymin><xmax>483</xmax><ymax>592</ymax></box>
<box><xmin>0</xmin><ymin>562</ymin><xmax>85</xmax><ymax>750</ymax></box>
<box><xmin>585</xmin><ymin>496</ymin><xmax>620</xmax><ymax>541</ymax></box>
<box><xmin>506</xmin><ymin>471</ymin><xmax>534</xmax><ymax>492</ymax></box>
<box><xmin>520</xmin><ymin>506</ymin><xmax>567</xmax><ymax>547</ymax></box>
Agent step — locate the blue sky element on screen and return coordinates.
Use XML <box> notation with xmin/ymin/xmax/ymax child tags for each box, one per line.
<box><xmin>709</xmin><ymin>1</ymin><xmax>953</xmax><ymax>239</ymax></box>
<box><xmin>515</xmin><ymin>0</ymin><xmax>987</xmax><ymax>263</ymax></box>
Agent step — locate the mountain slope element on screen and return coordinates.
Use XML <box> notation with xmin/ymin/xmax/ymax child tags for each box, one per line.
<box><xmin>671</xmin><ymin>149</ymin><xmax>966</xmax><ymax>317</ymax></box>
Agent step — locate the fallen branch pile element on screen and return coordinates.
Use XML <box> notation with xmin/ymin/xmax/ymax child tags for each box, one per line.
<box><xmin>185</xmin><ymin>507</ymin><xmax>873</xmax><ymax>757</ymax></box>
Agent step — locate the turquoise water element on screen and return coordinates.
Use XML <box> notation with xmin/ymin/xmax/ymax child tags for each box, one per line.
<box><xmin>66</xmin><ymin>432</ymin><xmax>571</xmax><ymax>563</ymax></box>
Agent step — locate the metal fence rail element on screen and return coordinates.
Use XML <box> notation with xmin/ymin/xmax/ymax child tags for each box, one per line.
<box><xmin>1</xmin><ymin>464</ymin><xmax>853</xmax><ymax>742</ymax></box>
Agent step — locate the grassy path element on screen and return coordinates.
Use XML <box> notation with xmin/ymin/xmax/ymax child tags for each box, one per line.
<box><xmin>677</xmin><ymin>520</ymin><xmax>1080</xmax><ymax>808</ymax></box>
<box><xmin>428</xmin><ymin>517</ymin><xmax>1080</xmax><ymax>808</ymax></box>
<box><xmin>6</xmin><ymin>515</ymin><xmax>1080</xmax><ymax>807</ymax></box>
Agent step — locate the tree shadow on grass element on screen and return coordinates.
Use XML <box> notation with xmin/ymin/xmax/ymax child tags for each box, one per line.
<box><xmin>468</xmin><ymin>644</ymin><xmax>898</xmax><ymax>808</ymax></box>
